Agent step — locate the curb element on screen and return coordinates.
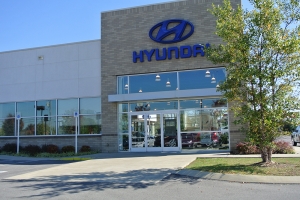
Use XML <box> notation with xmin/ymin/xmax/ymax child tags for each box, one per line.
<box><xmin>176</xmin><ymin>169</ymin><xmax>300</xmax><ymax>184</ymax></box>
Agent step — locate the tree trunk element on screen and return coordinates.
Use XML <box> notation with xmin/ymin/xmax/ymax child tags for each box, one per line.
<box><xmin>260</xmin><ymin>147</ymin><xmax>272</xmax><ymax>163</ymax></box>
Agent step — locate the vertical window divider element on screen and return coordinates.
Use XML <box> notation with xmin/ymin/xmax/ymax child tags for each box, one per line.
<box><xmin>177</xmin><ymin>71</ymin><xmax>180</xmax><ymax>90</ymax></box>
<box><xmin>55</xmin><ymin>99</ymin><xmax>58</xmax><ymax>135</ymax></box>
<box><xmin>78</xmin><ymin>98</ymin><xmax>80</xmax><ymax>135</ymax></box>
<box><xmin>34</xmin><ymin>101</ymin><xmax>37</xmax><ymax>136</ymax></box>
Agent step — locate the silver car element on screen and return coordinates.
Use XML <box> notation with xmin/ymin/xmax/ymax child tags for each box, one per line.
<box><xmin>291</xmin><ymin>126</ymin><xmax>300</xmax><ymax>146</ymax></box>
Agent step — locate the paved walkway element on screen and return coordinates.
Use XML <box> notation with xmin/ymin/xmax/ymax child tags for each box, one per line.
<box><xmin>2</xmin><ymin>146</ymin><xmax>300</xmax><ymax>184</ymax></box>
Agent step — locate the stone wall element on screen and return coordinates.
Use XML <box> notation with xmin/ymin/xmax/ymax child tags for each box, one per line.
<box><xmin>0</xmin><ymin>136</ymin><xmax>102</xmax><ymax>152</ymax></box>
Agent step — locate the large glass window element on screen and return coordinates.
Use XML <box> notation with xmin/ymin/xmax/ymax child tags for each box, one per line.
<box><xmin>0</xmin><ymin>103</ymin><xmax>15</xmax><ymax>136</ymax></box>
<box><xmin>79</xmin><ymin>97</ymin><xmax>101</xmax><ymax>134</ymax></box>
<box><xmin>58</xmin><ymin>99</ymin><xmax>78</xmax><ymax>116</ymax></box>
<box><xmin>0</xmin><ymin>103</ymin><xmax>15</xmax><ymax>118</ymax></box>
<box><xmin>117</xmin><ymin>68</ymin><xmax>225</xmax><ymax>94</ymax></box>
<box><xmin>19</xmin><ymin>118</ymin><xmax>35</xmax><ymax>136</ymax></box>
<box><xmin>0</xmin><ymin>97</ymin><xmax>101</xmax><ymax>137</ymax></box>
<box><xmin>129</xmin><ymin>101</ymin><xmax>178</xmax><ymax>112</ymax></box>
<box><xmin>80</xmin><ymin>97</ymin><xmax>101</xmax><ymax>114</ymax></box>
<box><xmin>36</xmin><ymin>100</ymin><xmax>56</xmax><ymax>135</ymax></box>
<box><xmin>17</xmin><ymin>101</ymin><xmax>35</xmax><ymax>117</ymax></box>
<box><xmin>179</xmin><ymin>68</ymin><xmax>226</xmax><ymax>90</ymax></box>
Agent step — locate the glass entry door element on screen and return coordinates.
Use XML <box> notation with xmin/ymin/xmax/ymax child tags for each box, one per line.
<box><xmin>130</xmin><ymin>112</ymin><xmax>179</xmax><ymax>152</ymax></box>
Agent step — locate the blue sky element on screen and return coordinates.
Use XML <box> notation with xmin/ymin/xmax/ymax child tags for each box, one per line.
<box><xmin>0</xmin><ymin>0</ymin><xmax>252</xmax><ymax>52</ymax></box>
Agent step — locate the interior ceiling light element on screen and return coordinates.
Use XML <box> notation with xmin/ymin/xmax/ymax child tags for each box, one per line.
<box><xmin>155</xmin><ymin>74</ymin><xmax>161</xmax><ymax>81</ymax></box>
<box><xmin>166</xmin><ymin>79</ymin><xmax>171</xmax><ymax>87</ymax></box>
<box><xmin>216</xmin><ymin>84</ymin><xmax>220</xmax><ymax>88</ymax></box>
<box><xmin>124</xmin><ymin>84</ymin><xmax>128</xmax><ymax>90</ymax></box>
<box><xmin>205</xmin><ymin>70</ymin><xmax>211</xmax><ymax>77</ymax></box>
<box><xmin>139</xmin><ymin>88</ymin><xmax>142</xmax><ymax>93</ymax></box>
<box><xmin>211</xmin><ymin>76</ymin><xmax>216</xmax><ymax>83</ymax></box>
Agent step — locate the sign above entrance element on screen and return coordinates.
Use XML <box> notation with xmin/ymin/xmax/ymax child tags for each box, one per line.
<box><xmin>149</xmin><ymin>19</ymin><xmax>194</xmax><ymax>44</ymax></box>
<box><xmin>133</xmin><ymin>19</ymin><xmax>209</xmax><ymax>63</ymax></box>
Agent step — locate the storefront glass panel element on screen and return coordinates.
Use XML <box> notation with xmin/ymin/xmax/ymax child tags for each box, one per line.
<box><xmin>36</xmin><ymin>117</ymin><xmax>56</xmax><ymax>135</ymax></box>
<box><xmin>57</xmin><ymin>116</ymin><xmax>75</xmax><ymax>135</ymax></box>
<box><xmin>19</xmin><ymin>118</ymin><xmax>35</xmax><ymax>136</ymax></box>
<box><xmin>179</xmin><ymin>68</ymin><xmax>226</xmax><ymax>90</ymax></box>
<box><xmin>0</xmin><ymin>118</ymin><xmax>15</xmax><ymax>136</ymax></box>
<box><xmin>36</xmin><ymin>100</ymin><xmax>56</xmax><ymax>117</ymax></box>
<box><xmin>118</xmin><ymin>113</ymin><xmax>128</xmax><ymax>133</ymax></box>
<box><xmin>58</xmin><ymin>99</ymin><xmax>78</xmax><ymax>116</ymax></box>
<box><xmin>80</xmin><ymin>97</ymin><xmax>101</xmax><ymax>114</ymax></box>
<box><xmin>79</xmin><ymin>115</ymin><xmax>101</xmax><ymax>134</ymax></box>
<box><xmin>129</xmin><ymin>101</ymin><xmax>178</xmax><ymax>112</ymax></box>
<box><xmin>129</xmin><ymin>72</ymin><xmax>177</xmax><ymax>93</ymax></box>
<box><xmin>17</xmin><ymin>102</ymin><xmax>35</xmax><ymax>117</ymax></box>
<box><xmin>0</xmin><ymin>103</ymin><xmax>15</xmax><ymax>118</ymax></box>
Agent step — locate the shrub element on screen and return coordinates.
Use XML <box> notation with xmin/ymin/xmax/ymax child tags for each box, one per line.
<box><xmin>236</xmin><ymin>142</ymin><xmax>259</xmax><ymax>154</ymax></box>
<box><xmin>23</xmin><ymin>145</ymin><xmax>41</xmax><ymax>156</ymax></box>
<box><xmin>80</xmin><ymin>145</ymin><xmax>91</xmax><ymax>152</ymax></box>
<box><xmin>61</xmin><ymin>145</ymin><xmax>75</xmax><ymax>153</ymax></box>
<box><xmin>42</xmin><ymin>144</ymin><xmax>59</xmax><ymax>154</ymax></box>
<box><xmin>2</xmin><ymin>143</ymin><xmax>17</xmax><ymax>153</ymax></box>
<box><xmin>273</xmin><ymin>141</ymin><xmax>295</xmax><ymax>154</ymax></box>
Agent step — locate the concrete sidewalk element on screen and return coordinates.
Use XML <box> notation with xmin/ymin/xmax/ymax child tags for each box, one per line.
<box><xmin>2</xmin><ymin>150</ymin><xmax>300</xmax><ymax>184</ymax></box>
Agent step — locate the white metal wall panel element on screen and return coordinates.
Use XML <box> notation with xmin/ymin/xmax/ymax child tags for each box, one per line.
<box><xmin>0</xmin><ymin>40</ymin><xmax>101</xmax><ymax>103</ymax></box>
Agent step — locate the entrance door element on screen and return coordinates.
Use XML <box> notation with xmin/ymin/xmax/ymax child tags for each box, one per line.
<box><xmin>130</xmin><ymin>112</ymin><xmax>179</xmax><ymax>152</ymax></box>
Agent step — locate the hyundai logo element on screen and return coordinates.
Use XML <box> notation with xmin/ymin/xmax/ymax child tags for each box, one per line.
<box><xmin>149</xmin><ymin>19</ymin><xmax>194</xmax><ymax>44</ymax></box>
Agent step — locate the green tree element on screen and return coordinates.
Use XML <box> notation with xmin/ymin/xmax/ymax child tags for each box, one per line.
<box><xmin>206</xmin><ymin>0</ymin><xmax>300</xmax><ymax>163</ymax></box>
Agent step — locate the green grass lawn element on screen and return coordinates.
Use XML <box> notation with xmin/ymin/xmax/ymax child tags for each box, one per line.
<box><xmin>185</xmin><ymin>158</ymin><xmax>300</xmax><ymax>176</ymax></box>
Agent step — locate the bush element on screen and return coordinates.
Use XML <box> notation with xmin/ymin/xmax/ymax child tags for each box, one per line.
<box><xmin>2</xmin><ymin>143</ymin><xmax>17</xmax><ymax>153</ymax></box>
<box><xmin>23</xmin><ymin>145</ymin><xmax>41</xmax><ymax>156</ymax></box>
<box><xmin>236</xmin><ymin>141</ymin><xmax>295</xmax><ymax>154</ymax></box>
<box><xmin>236</xmin><ymin>142</ymin><xmax>259</xmax><ymax>154</ymax></box>
<box><xmin>273</xmin><ymin>141</ymin><xmax>295</xmax><ymax>154</ymax></box>
<box><xmin>80</xmin><ymin>145</ymin><xmax>91</xmax><ymax>152</ymax></box>
<box><xmin>42</xmin><ymin>144</ymin><xmax>59</xmax><ymax>154</ymax></box>
<box><xmin>61</xmin><ymin>145</ymin><xmax>75</xmax><ymax>153</ymax></box>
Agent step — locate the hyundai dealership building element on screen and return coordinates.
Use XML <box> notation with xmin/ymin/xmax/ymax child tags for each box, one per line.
<box><xmin>0</xmin><ymin>0</ymin><xmax>244</xmax><ymax>153</ymax></box>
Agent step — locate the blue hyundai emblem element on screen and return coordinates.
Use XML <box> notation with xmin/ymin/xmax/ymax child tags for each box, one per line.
<box><xmin>149</xmin><ymin>19</ymin><xmax>194</xmax><ymax>44</ymax></box>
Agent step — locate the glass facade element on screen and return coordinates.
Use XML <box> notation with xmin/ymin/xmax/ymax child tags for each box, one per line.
<box><xmin>117</xmin><ymin>68</ymin><xmax>226</xmax><ymax>94</ymax></box>
<box><xmin>0</xmin><ymin>97</ymin><xmax>101</xmax><ymax>136</ymax></box>
<box><xmin>117</xmin><ymin>67</ymin><xmax>229</xmax><ymax>152</ymax></box>
<box><xmin>118</xmin><ymin>99</ymin><xmax>229</xmax><ymax>151</ymax></box>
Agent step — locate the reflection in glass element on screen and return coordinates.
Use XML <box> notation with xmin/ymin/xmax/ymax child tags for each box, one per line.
<box><xmin>0</xmin><ymin>103</ymin><xmax>15</xmax><ymax>118</ymax></box>
<box><xmin>57</xmin><ymin>116</ymin><xmax>75</xmax><ymax>135</ymax></box>
<box><xmin>118</xmin><ymin>113</ymin><xmax>128</xmax><ymax>133</ymax></box>
<box><xmin>17</xmin><ymin>102</ymin><xmax>35</xmax><ymax>117</ymax></box>
<box><xmin>80</xmin><ymin>97</ymin><xmax>101</xmax><ymax>114</ymax></box>
<box><xmin>129</xmin><ymin>72</ymin><xmax>177</xmax><ymax>93</ymax></box>
<box><xmin>131</xmin><ymin>115</ymin><xmax>145</xmax><ymax>148</ymax></box>
<box><xmin>118</xmin><ymin>76</ymin><xmax>129</xmax><ymax>94</ymax></box>
<box><xmin>0</xmin><ymin>117</ymin><xmax>15</xmax><ymax>136</ymax></box>
<box><xmin>163</xmin><ymin>113</ymin><xmax>178</xmax><ymax>147</ymax></box>
<box><xmin>36</xmin><ymin>117</ymin><xmax>56</xmax><ymax>135</ymax></box>
<box><xmin>180</xmin><ymin>98</ymin><xmax>227</xmax><ymax>109</ymax></box>
<box><xmin>147</xmin><ymin>113</ymin><xmax>160</xmax><ymax>148</ymax></box>
<box><xmin>129</xmin><ymin>101</ymin><xmax>178</xmax><ymax>112</ymax></box>
<box><xmin>79</xmin><ymin>115</ymin><xmax>101</xmax><ymax>134</ymax></box>
<box><xmin>36</xmin><ymin>100</ymin><xmax>56</xmax><ymax>116</ymax></box>
<box><xmin>179</xmin><ymin>68</ymin><xmax>225</xmax><ymax>90</ymax></box>
<box><xmin>180</xmin><ymin>108</ymin><xmax>228</xmax><ymax>132</ymax></box>
<box><xmin>58</xmin><ymin>99</ymin><xmax>78</xmax><ymax>116</ymax></box>
<box><xmin>118</xmin><ymin>103</ymin><xmax>128</xmax><ymax>113</ymax></box>
<box><xmin>19</xmin><ymin>118</ymin><xmax>35</xmax><ymax>136</ymax></box>
<box><xmin>119</xmin><ymin>134</ymin><xmax>129</xmax><ymax>151</ymax></box>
